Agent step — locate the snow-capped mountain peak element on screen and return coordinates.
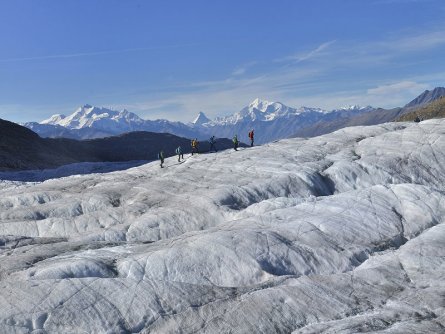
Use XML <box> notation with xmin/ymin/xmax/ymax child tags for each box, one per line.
<box><xmin>209</xmin><ymin>99</ymin><xmax>326</xmax><ymax>128</ymax></box>
<box><xmin>340</xmin><ymin>105</ymin><xmax>363</xmax><ymax>111</ymax></box>
<box><xmin>238</xmin><ymin>99</ymin><xmax>294</xmax><ymax>121</ymax></box>
<box><xmin>41</xmin><ymin>114</ymin><xmax>67</xmax><ymax>125</ymax></box>
<box><xmin>192</xmin><ymin>111</ymin><xmax>211</xmax><ymax>125</ymax></box>
<box><xmin>248</xmin><ymin>98</ymin><xmax>275</xmax><ymax>112</ymax></box>
<box><xmin>335</xmin><ymin>105</ymin><xmax>375</xmax><ymax>113</ymax></box>
<box><xmin>40</xmin><ymin>105</ymin><xmax>145</xmax><ymax>130</ymax></box>
<box><xmin>247</xmin><ymin>98</ymin><xmax>290</xmax><ymax>114</ymax></box>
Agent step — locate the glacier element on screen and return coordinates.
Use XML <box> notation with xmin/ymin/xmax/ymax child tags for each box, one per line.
<box><xmin>0</xmin><ymin>119</ymin><xmax>444</xmax><ymax>333</ymax></box>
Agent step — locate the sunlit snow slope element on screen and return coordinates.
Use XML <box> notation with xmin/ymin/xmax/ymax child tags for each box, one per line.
<box><xmin>1</xmin><ymin>119</ymin><xmax>444</xmax><ymax>333</ymax></box>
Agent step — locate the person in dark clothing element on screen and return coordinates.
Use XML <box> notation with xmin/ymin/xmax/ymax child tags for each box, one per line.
<box><xmin>209</xmin><ymin>136</ymin><xmax>217</xmax><ymax>152</ymax></box>
<box><xmin>176</xmin><ymin>146</ymin><xmax>184</xmax><ymax>162</ymax></box>
<box><xmin>248</xmin><ymin>129</ymin><xmax>254</xmax><ymax>147</ymax></box>
<box><xmin>158</xmin><ymin>150</ymin><xmax>165</xmax><ymax>168</ymax></box>
<box><xmin>233</xmin><ymin>135</ymin><xmax>239</xmax><ymax>151</ymax></box>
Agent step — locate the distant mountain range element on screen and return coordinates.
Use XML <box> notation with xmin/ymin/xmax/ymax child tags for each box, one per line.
<box><xmin>0</xmin><ymin>119</ymin><xmax>240</xmax><ymax>171</ymax></box>
<box><xmin>24</xmin><ymin>104</ymin><xmax>199</xmax><ymax>140</ymax></box>
<box><xmin>197</xmin><ymin>99</ymin><xmax>378</xmax><ymax>144</ymax></box>
<box><xmin>21</xmin><ymin>87</ymin><xmax>445</xmax><ymax>144</ymax></box>
<box><xmin>22</xmin><ymin>100</ymin><xmax>376</xmax><ymax>144</ymax></box>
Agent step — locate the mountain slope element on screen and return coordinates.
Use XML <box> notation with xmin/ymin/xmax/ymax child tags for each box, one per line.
<box><xmin>0</xmin><ymin>119</ymin><xmax>444</xmax><ymax>333</ymax></box>
<box><xmin>403</xmin><ymin>86</ymin><xmax>445</xmax><ymax>109</ymax></box>
<box><xmin>397</xmin><ymin>96</ymin><xmax>445</xmax><ymax>122</ymax></box>
<box><xmin>0</xmin><ymin>118</ymin><xmax>80</xmax><ymax>170</ymax></box>
<box><xmin>291</xmin><ymin>107</ymin><xmax>402</xmax><ymax>138</ymax></box>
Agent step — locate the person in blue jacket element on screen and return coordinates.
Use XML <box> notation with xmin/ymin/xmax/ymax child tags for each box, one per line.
<box><xmin>176</xmin><ymin>146</ymin><xmax>184</xmax><ymax>162</ymax></box>
<box><xmin>158</xmin><ymin>150</ymin><xmax>165</xmax><ymax>168</ymax></box>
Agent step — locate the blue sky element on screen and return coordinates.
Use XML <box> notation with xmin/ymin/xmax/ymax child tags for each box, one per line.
<box><xmin>1</xmin><ymin>0</ymin><xmax>445</xmax><ymax>123</ymax></box>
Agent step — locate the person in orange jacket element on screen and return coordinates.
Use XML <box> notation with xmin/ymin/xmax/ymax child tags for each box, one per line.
<box><xmin>191</xmin><ymin>138</ymin><xmax>199</xmax><ymax>155</ymax></box>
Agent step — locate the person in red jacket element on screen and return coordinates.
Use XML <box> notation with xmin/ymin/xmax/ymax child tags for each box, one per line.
<box><xmin>248</xmin><ymin>129</ymin><xmax>254</xmax><ymax>147</ymax></box>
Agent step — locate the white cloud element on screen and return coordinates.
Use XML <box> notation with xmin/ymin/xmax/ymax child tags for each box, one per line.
<box><xmin>124</xmin><ymin>66</ymin><xmax>325</xmax><ymax>121</ymax></box>
<box><xmin>359</xmin><ymin>81</ymin><xmax>430</xmax><ymax>108</ymax></box>
<box><xmin>0</xmin><ymin>44</ymin><xmax>199</xmax><ymax>63</ymax></box>
<box><xmin>401</xmin><ymin>30</ymin><xmax>445</xmax><ymax>51</ymax></box>
<box><xmin>312</xmin><ymin>27</ymin><xmax>445</xmax><ymax>70</ymax></box>
<box><xmin>275</xmin><ymin>40</ymin><xmax>337</xmax><ymax>63</ymax></box>
<box><xmin>123</xmin><ymin>61</ymin><xmax>438</xmax><ymax>121</ymax></box>
<box><xmin>231</xmin><ymin>61</ymin><xmax>259</xmax><ymax>77</ymax></box>
<box><xmin>367</xmin><ymin>81</ymin><xmax>429</xmax><ymax>96</ymax></box>
<box><xmin>231</xmin><ymin>68</ymin><xmax>246</xmax><ymax>76</ymax></box>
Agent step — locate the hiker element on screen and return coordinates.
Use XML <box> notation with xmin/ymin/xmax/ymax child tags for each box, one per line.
<box><xmin>233</xmin><ymin>135</ymin><xmax>239</xmax><ymax>151</ymax></box>
<box><xmin>158</xmin><ymin>150</ymin><xmax>165</xmax><ymax>168</ymax></box>
<box><xmin>414</xmin><ymin>115</ymin><xmax>421</xmax><ymax>123</ymax></box>
<box><xmin>191</xmin><ymin>138</ymin><xmax>199</xmax><ymax>155</ymax></box>
<box><xmin>209</xmin><ymin>135</ymin><xmax>217</xmax><ymax>152</ymax></box>
<box><xmin>248</xmin><ymin>129</ymin><xmax>254</xmax><ymax>147</ymax></box>
<box><xmin>176</xmin><ymin>146</ymin><xmax>184</xmax><ymax>162</ymax></box>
